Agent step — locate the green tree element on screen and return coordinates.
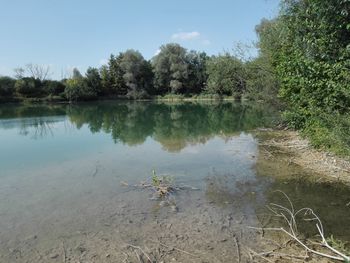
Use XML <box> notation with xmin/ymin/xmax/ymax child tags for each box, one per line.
<box><xmin>243</xmin><ymin>18</ymin><xmax>281</xmax><ymax>102</ymax></box>
<box><xmin>85</xmin><ymin>67</ymin><xmax>102</xmax><ymax>95</ymax></box>
<box><xmin>186</xmin><ymin>51</ymin><xmax>208</xmax><ymax>94</ymax></box>
<box><xmin>244</xmin><ymin>57</ymin><xmax>279</xmax><ymax>103</ymax></box>
<box><xmin>206</xmin><ymin>54</ymin><xmax>246</xmax><ymax>98</ymax></box>
<box><xmin>255</xmin><ymin>0</ymin><xmax>350</xmax><ymax>155</ymax></box>
<box><xmin>0</xmin><ymin>76</ymin><xmax>16</xmax><ymax>97</ymax></box>
<box><xmin>99</xmin><ymin>65</ymin><xmax>113</xmax><ymax>95</ymax></box>
<box><xmin>152</xmin><ymin>43</ymin><xmax>189</xmax><ymax>94</ymax></box>
<box><xmin>65</xmin><ymin>68</ymin><xmax>97</xmax><ymax>101</ymax></box>
<box><xmin>42</xmin><ymin>80</ymin><xmax>65</xmax><ymax>96</ymax></box>
<box><xmin>275</xmin><ymin>0</ymin><xmax>350</xmax><ymax>125</ymax></box>
<box><xmin>119</xmin><ymin>49</ymin><xmax>153</xmax><ymax>99</ymax></box>
<box><xmin>15</xmin><ymin>77</ymin><xmax>43</xmax><ymax>98</ymax></box>
<box><xmin>108</xmin><ymin>54</ymin><xmax>127</xmax><ymax>95</ymax></box>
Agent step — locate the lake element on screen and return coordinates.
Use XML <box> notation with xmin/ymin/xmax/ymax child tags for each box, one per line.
<box><xmin>0</xmin><ymin>101</ymin><xmax>349</xmax><ymax>262</ymax></box>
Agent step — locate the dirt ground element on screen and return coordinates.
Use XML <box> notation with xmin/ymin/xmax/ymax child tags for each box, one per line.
<box><xmin>256</xmin><ymin>129</ymin><xmax>350</xmax><ymax>185</ymax></box>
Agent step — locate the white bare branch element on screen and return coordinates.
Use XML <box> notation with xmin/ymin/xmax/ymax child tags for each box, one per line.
<box><xmin>248</xmin><ymin>191</ymin><xmax>350</xmax><ymax>262</ymax></box>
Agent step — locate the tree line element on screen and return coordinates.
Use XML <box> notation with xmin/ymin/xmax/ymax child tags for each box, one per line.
<box><xmin>0</xmin><ymin>43</ymin><xmax>277</xmax><ymax>102</ymax></box>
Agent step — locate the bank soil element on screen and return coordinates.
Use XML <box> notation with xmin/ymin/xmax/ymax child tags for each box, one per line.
<box><xmin>256</xmin><ymin>130</ymin><xmax>350</xmax><ymax>184</ymax></box>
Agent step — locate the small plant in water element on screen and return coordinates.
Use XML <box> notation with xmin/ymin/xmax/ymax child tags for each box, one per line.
<box><xmin>151</xmin><ymin>169</ymin><xmax>174</xmax><ymax>198</ymax></box>
<box><xmin>326</xmin><ymin>235</ymin><xmax>350</xmax><ymax>258</ymax></box>
<box><xmin>152</xmin><ymin>169</ymin><xmax>161</xmax><ymax>187</ymax></box>
<box><xmin>121</xmin><ymin>169</ymin><xmax>198</xmax><ymax>213</ymax></box>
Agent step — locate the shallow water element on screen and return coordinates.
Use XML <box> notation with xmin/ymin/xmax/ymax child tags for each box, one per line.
<box><xmin>0</xmin><ymin>101</ymin><xmax>349</xmax><ymax>262</ymax></box>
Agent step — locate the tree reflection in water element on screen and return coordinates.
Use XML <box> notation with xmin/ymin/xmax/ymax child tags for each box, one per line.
<box><xmin>0</xmin><ymin>101</ymin><xmax>279</xmax><ymax>151</ymax></box>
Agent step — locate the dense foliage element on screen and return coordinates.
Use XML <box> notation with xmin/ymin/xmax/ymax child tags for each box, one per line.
<box><xmin>205</xmin><ymin>54</ymin><xmax>245</xmax><ymax>99</ymax></box>
<box><xmin>0</xmin><ymin>77</ymin><xmax>16</xmax><ymax>98</ymax></box>
<box><xmin>277</xmin><ymin>0</ymin><xmax>350</xmax><ymax>122</ymax></box>
<box><xmin>257</xmin><ymin>0</ymin><xmax>350</xmax><ymax>155</ymax></box>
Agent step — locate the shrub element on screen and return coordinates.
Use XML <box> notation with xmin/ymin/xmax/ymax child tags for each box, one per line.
<box><xmin>15</xmin><ymin>77</ymin><xmax>43</xmax><ymax>98</ymax></box>
<box><xmin>0</xmin><ymin>76</ymin><xmax>16</xmax><ymax>97</ymax></box>
<box><xmin>42</xmin><ymin>80</ymin><xmax>66</xmax><ymax>96</ymax></box>
<box><xmin>64</xmin><ymin>78</ymin><xmax>97</xmax><ymax>101</ymax></box>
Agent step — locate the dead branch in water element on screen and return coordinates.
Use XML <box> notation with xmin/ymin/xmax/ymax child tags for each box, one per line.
<box><xmin>233</xmin><ymin>236</ymin><xmax>241</xmax><ymax>263</ymax></box>
<box><xmin>61</xmin><ymin>240</ymin><xmax>67</xmax><ymax>263</ymax></box>
<box><xmin>125</xmin><ymin>243</ymin><xmax>153</xmax><ymax>263</ymax></box>
<box><xmin>248</xmin><ymin>190</ymin><xmax>350</xmax><ymax>262</ymax></box>
<box><xmin>146</xmin><ymin>239</ymin><xmax>199</xmax><ymax>258</ymax></box>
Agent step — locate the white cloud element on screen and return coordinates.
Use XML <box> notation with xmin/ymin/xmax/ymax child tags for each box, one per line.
<box><xmin>171</xmin><ymin>31</ymin><xmax>200</xmax><ymax>41</ymax></box>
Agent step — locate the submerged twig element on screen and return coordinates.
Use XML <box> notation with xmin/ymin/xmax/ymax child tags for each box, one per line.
<box><xmin>146</xmin><ymin>239</ymin><xmax>198</xmax><ymax>258</ymax></box>
<box><xmin>248</xmin><ymin>191</ymin><xmax>350</xmax><ymax>262</ymax></box>
<box><xmin>125</xmin><ymin>243</ymin><xmax>153</xmax><ymax>263</ymax></box>
<box><xmin>233</xmin><ymin>236</ymin><xmax>241</xmax><ymax>263</ymax></box>
<box><xmin>61</xmin><ymin>240</ymin><xmax>67</xmax><ymax>263</ymax></box>
<box><xmin>246</xmin><ymin>247</ymin><xmax>274</xmax><ymax>263</ymax></box>
<box><xmin>92</xmin><ymin>165</ymin><xmax>99</xmax><ymax>177</ymax></box>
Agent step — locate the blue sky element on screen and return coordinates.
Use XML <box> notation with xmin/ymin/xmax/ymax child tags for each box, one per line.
<box><xmin>0</xmin><ymin>0</ymin><xmax>280</xmax><ymax>79</ymax></box>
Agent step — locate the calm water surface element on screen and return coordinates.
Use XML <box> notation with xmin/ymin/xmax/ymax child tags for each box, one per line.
<box><xmin>0</xmin><ymin>101</ymin><xmax>349</xmax><ymax>262</ymax></box>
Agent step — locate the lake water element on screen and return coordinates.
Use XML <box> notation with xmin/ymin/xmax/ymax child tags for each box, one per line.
<box><xmin>0</xmin><ymin>101</ymin><xmax>349</xmax><ymax>262</ymax></box>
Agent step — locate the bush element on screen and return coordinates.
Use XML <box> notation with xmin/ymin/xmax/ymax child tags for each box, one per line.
<box><xmin>0</xmin><ymin>76</ymin><xmax>16</xmax><ymax>97</ymax></box>
<box><xmin>64</xmin><ymin>78</ymin><xmax>97</xmax><ymax>101</ymax></box>
<box><xmin>301</xmin><ymin>113</ymin><xmax>350</xmax><ymax>156</ymax></box>
<box><xmin>206</xmin><ymin>54</ymin><xmax>245</xmax><ymax>96</ymax></box>
<box><xmin>15</xmin><ymin>77</ymin><xmax>43</xmax><ymax>98</ymax></box>
<box><xmin>156</xmin><ymin>94</ymin><xmax>185</xmax><ymax>101</ymax></box>
<box><xmin>126</xmin><ymin>89</ymin><xmax>150</xmax><ymax>100</ymax></box>
<box><xmin>42</xmin><ymin>80</ymin><xmax>66</xmax><ymax>96</ymax></box>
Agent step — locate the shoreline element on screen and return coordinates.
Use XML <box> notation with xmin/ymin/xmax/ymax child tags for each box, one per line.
<box><xmin>255</xmin><ymin>129</ymin><xmax>350</xmax><ymax>185</ymax></box>
<box><xmin>0</xmin><ymin>95</ymin><xmax>241</xmax><ymax>105</ymax></box>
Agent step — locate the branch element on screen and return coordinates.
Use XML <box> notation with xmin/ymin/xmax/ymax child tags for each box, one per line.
<box><xmin>248</xmin><ymin>191</ymin><xmax>350</xmax><ymax>262</ymax></box>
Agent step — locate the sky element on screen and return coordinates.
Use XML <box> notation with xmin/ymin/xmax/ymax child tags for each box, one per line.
<box><xmin>0</xmin><ymin>0</ymin><xmax>280</xmax><ymax>79</ymax></box>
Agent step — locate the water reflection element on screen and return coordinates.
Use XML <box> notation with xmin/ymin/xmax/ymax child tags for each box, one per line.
<box><xmin>0</xmin><ymin>101</ymin><xmax>279</xmax><ymax>152</ymax></box>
